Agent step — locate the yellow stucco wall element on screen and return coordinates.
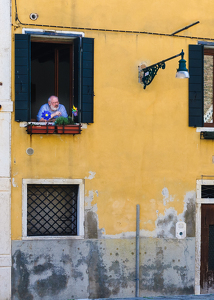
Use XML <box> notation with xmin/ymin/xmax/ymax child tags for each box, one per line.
<box><xmin>11</xmin><ymin>0</ymin><xmax>214</xmax><ymax>240</ymax></box>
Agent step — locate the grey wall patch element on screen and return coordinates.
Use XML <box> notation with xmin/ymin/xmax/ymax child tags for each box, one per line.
<box><xmin>85</xmin><ymin>171</ymin><xmax>96</xmax><ymax>180</ymax></box>
<box><xmin>183</xmin><ymin>193</ymin><xmax>196</xmax><ymax>237</ymax></box>
<box><xmin>162</xmin><ymin>187</ymin><xmax>174</xmax><ymax>206</ymax></box>
<box><xmin>156</xmin><ymin>191</ymin><xmax>196</xmax><ymax>238</ymax></box>
<box><xmin>85</xmin><ymin>211</ymin><xmax>98</xmax><ymax>239</ymax></box>
<box><xmin>12</xmin><ymin>250</ymin><xmax>33</xmax><ymax>300</ymax></box>
<box><xmin>156</xmin><ymin>209</ymin><xmax>178</xmax><ymax>238</ymax></box>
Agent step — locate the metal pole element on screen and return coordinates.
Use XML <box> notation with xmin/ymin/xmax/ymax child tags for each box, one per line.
<box><xmin>136</xmin><ymin>204</ymin><xmax>140</xmax><ymax>297</ymax></box>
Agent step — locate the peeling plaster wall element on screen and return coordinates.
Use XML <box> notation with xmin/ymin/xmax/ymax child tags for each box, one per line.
<box><xmin>12</xmin><ymin>238</ymin><xmax>195</xmax><ymax>300</ymax></box>
<box><xmin>95</xmin><ymin>191</ymin><xmax>196</xmax><ymax>240</ymax></box>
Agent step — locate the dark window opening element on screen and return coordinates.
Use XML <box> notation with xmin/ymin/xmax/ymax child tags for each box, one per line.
<box><xmin>202</xmin><ymin>185</ymin><xmax>214</xmax><ymax>198</ymax></box>
<box><xmin>27</xmin><ymin>184</ymin><xmax>78</xmax><ymax>236</ymax></box>
<box><xmin>31</xmin><ymin>41</ymin><xmax>73</xmax><ymax>121</ymax></box>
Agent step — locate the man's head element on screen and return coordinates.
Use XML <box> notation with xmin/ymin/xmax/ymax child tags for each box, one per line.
<box><xmin>48</xmin><ymin>96</ymin><xmax>59</xmax><ymax>111</ymax></box>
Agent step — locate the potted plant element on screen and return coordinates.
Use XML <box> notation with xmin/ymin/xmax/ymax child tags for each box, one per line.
<box><xmin>55</xmin><ymin>116</ymin><xmax>81</xmax><ymax>134</ymax></box>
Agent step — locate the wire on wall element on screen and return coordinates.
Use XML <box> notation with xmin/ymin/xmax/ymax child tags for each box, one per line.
<box><xmin>14</xmin><ymin>0</ymin><xmax>214</xmax><ymax>42</ymax></box>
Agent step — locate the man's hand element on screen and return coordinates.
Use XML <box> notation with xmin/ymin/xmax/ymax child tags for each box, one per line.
<box><xmin>51</xmin><ymin>111</ymin><xmax>62</xmax><ymax>119</ymax></box>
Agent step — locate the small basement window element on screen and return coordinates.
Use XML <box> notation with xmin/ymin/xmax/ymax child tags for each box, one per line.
<box><xmin>22</xmin><ymin>179</ymin><xmax>84</xmax><ymax>238</ymax></box>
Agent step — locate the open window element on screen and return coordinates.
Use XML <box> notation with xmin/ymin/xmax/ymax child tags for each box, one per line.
<box><xmin>189</xmin><ymin>44</ymin><xmax>214</xmax><ymax>128</ymax></box>
<box><xmin>204</xmin><ymin>48</ymin><xmax>214</xmax><ymax>126</ymax></box>
<box><xmin>15</xmin><ymin>33</ymin><xmax>94</xmax><ymax>123</ymax></box>
<box><xmin>31</xmin><ymin>41</ymin><xmax>73</xmax><ymax>121</ymax></box>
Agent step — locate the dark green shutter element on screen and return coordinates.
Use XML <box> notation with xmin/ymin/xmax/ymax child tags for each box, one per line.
<box><xmin>73</xmin><ymin>37</ymin><xmax>94</xmax><ymax>123</ymax></box>
<box><xmin>73</xmin><ymin>37</ymin><xmax>81</xmax><ymax>122</ymax></box>
<box><xmin>189</xmin><ymin>44</ymin><xmax>204</xmax><ymax>127</ymax></box>
<box><xmin>15</xmin><ymin>34</ymin><xmax>31</xmax><ymax>122</ymax></box>
<box><xmin>81</xmin><ymin>38</ymin><xmax>94</xmax><ymax>123</ymax></box>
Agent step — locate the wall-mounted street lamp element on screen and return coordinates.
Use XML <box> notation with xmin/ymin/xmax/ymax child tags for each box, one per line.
<box><xmin>140</xmin><ymin>50</ymin><xmax>189</xmax><ymax>89</ymax></box>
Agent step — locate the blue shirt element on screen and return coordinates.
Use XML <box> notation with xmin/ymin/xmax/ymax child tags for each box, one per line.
<box><xmin>37</xmin><ymin>104</ymin><xmax>68</xmax><ymax>121</ymax></box>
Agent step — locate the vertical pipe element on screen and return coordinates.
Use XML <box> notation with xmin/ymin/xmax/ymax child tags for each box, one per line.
<box><xmin>136</xmin><ymin>204</ymin><xmax>140</xmax><ymax>297</ymax></box>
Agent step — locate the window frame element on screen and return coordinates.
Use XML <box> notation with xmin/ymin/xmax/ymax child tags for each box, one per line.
<box><xmin>189</xmin><ymin>43</ymin><xmax>214</xmax><ymax>130</ymax></box>
<box><xmin>15</xmin><ymin>29</ymin><xmax>94</xmax><ymax>124</ymax></box>
<box><xmin>22</xmin><ymin>179</ymin><xmax>84</xmax><ymax>240</ymax></box>
<box><xmin>203</xmin><ymin>48</ymin><xmax>214</xmax><ymax>127</ymax></box>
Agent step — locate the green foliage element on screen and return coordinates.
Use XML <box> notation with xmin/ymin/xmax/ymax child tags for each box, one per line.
<box><xmin>54</xmin><ymin>116</ymin><xmax>74</xmax><ymax>125</ymax></box>
<box><xmin>67</xmin><ymin>116</ymin><xmax>75</xmax><ymax>124</ymax></box>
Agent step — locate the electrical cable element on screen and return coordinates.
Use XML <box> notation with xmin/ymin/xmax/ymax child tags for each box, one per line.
<box><xmin>14</xmin><ymin>0</ymin><xmax>214</xmax><ymax>42</ymax></box>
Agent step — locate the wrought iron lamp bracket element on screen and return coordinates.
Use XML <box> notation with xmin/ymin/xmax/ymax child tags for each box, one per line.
<box><xmin>142</xmin><ymin>62</ymin><xmax>165</xmax><ymax>89</ymax></box>
<box><xmin>140</xmin><ymin>50</ymin><xmax>186</xmax><ymax>89</ymax></box>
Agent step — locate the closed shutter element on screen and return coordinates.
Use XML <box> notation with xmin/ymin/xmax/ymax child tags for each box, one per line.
<box><xmin>189</xmin><ymin>44</ymin><xmax>204</xmax><ymax>127</ymax></box>
<box><xmin>81</xmin><ymin>38</ymin><xmax>94</xmax><ymax>123</ymax></box>
<box><xmin>15</xmin><ymin>34</ymin><xmax>31</xmax><ymax>122</ymax></box>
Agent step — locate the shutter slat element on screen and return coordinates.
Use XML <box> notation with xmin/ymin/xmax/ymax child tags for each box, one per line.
<box><xmin>189</xmin><ymin>44</ymin><xmax>204</xmax><ymax>127</ymax></box>
<box><xmin>15</xmin><ymin>34</ymin><xmax>31</xmax><ymax>122</ymax></box>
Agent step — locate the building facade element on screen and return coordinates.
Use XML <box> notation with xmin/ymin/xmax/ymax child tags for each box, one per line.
<box><xmin>5</xmin><ymin>0</ymin><xmax>214</xmax><ymax>299</ymax></box>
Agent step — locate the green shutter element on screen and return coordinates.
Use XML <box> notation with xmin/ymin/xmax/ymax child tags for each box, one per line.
<box><xmin>15</xmin><ymin>34</ymin><xmax>31</xmax><ymax>122</ymax></box>
<box><xmin>73</xmin><ymin>37</ymin><xmax>81</xmax><ymax>122</ymax></box>
<box><xmin>81</xmin><ymin>38</ymin><xmax>94</xmax><ymax>123</ymax></box>
<box><xmin>189</xmin><ymin>44</ymin><xmax>204</xmax><ymax>127</ymax></box>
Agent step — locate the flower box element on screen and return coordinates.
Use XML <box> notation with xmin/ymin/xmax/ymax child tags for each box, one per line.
<box><xmin>56</xmin><ymin>124</ymin><xmax>82</xmax><ymax>134</ymax></box>
<box><xmin>27</xmin><ymin>124</ymin><xmax>55</xmax><ymax>134</ymax></box>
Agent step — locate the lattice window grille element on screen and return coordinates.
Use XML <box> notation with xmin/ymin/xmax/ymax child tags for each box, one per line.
<box><xmin>27</xmin><ymin>184</ymin><xmax>78</xmax><ymax>236</ymax></box>
<box><xmin>202</xmin><ymin>185</ymin><xmax>214</xmax><ymax>198</ymax></box>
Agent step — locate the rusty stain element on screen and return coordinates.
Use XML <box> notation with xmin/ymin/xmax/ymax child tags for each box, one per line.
<box><xmin>0</xmin><ymin>82</ymin><xmax>2</xmax><ymax>85</ymax></box>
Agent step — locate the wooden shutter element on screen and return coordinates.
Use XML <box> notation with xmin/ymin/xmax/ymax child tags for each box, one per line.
<box><xmin>15</xmin><ymin>34</ymin><xmax>31</xmax><ymax>122</ymax></box>
<box><xmin>74</xmin><ymin>37</ymin><xmax>94</xmax><ymax>123</ymax></box>
<box><xmin>73</xmin><ymin>37</ymin><xmax>81</xmax><ymax>122</ymax></box>
<box><xmin>81</xmin><ymin>38</ymin><xmax>94</xmax><ymax>123</ymax></box>
<box><xmin>189</xmin><ymin>44</ymin><xmax>204</xmax><ymax>127</ymax></box>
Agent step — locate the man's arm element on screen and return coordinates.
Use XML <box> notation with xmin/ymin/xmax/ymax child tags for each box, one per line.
<box><xmin>49</xmin><ymin>111</ymin><xmax>62</xmax><ymax>121</ymax></box>
<box><xmin>59</xmin><ymin>105</ymin><xmax>68</xmax><ymax>118</ymax></box>
<box><xmin>37</xmin><ymin>105</ymin><xmax>46</xmax><ymax>121</ymax></box>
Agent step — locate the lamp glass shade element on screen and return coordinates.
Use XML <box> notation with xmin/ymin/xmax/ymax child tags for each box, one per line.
<box><xmin>175</xmin><ymin>71</ymin><xmax>189</xmax><ymax>78</ymax></box>
<box><xmin>176</xmin><ymin>57</ymin><xmax>189</xmax><ymax>78</ymax></box>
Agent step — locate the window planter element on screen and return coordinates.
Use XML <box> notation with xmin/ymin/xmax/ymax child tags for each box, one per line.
<box><xmin>26</xmin><ymin>123</ymin><xmax>82</xmax><ymax>134</ymax></box>
<box><xmin>27</xmin><ymin>124</ymin><xmax>55</xmax><ymax>134</ymax></box>
<box><xmin>56</xmin><ymin>124</ymin><xmax>82</xmax><ymax>134</ymax></box>
<box><xmin>200</xmin><ymin>131</ymin><xmax>214</xmax><ymax>139</ymax></box>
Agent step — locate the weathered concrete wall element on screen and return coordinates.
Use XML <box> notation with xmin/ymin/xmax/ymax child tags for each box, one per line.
<box><xmin>12</xmin><ymin>238</ymin><xmax>195</xmax><ymax>300</ymax></box>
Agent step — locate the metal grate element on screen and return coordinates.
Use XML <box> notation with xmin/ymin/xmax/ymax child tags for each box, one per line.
<box><xmin>209</xmin><ymin>225</ymin><xmax>214</xmax><ymax>270</ymax></box>
<box><xmin>202</xmin><ymin>185</ymin><xmax>214</xmax><ymax>198</ymax></box>
<box><xmin>200</xmin><ymin>132</ymin><xmax>214</xmax><ymax>139</ymax></box>
<box><xmin>27</xmin><ymin>184</ymin><xmax>78</xmax><ymax>236</ymax></box>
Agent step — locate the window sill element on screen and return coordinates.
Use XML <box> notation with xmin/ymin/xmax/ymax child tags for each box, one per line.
<box><xmin>196</xmin><ymin>127</ymin><xmax>214</xmax><ymax>132</ymax></box>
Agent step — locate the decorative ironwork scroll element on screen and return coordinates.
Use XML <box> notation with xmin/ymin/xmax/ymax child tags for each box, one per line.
<box><xmin>142</xmin><ymin>62</ymin><xmax>165</xmax><ymax>89</ymax></box>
